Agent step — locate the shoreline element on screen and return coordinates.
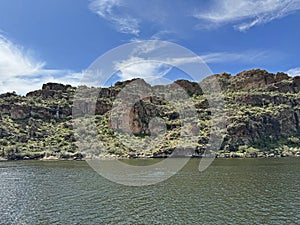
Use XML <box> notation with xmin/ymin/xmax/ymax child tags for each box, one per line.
<box><xmin>0</xmin><ymin>153</ymin><xmax>299</xmax><ymax>162</ymax></box>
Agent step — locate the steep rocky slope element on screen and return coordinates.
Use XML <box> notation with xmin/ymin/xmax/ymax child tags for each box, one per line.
<box><xmin>1</xmin><ymin>69</ymin><xmax>300</xmax><ymax>159</ymax></box>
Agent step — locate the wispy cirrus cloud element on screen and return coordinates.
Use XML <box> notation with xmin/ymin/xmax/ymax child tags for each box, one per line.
<box><xmin>0</xmin><ymin>34</ymin><xmax>82</xmax><ymax>95</ymax></box>
<box><xmin>114</xmin><ymin>57</ymin><xmax>171</xmax><ymax>82</ymax></box>
<box><xmin>89</xmin><ymin>0</ymin><xmax>140</xmax><ymax>35</ymax></box>
<box><xmin>200</xmin><ymin>50</ymin><xmax>271</xmax><ymax>64</ymax></box>
<box><xmin>0</xmin><ymin>34</ymin><xmax>45</xmax><ymax>78</ymax></box>
<box><xmin>88</xmin><ymin>0</ymin><xmax>185</xmax><ymax>38</ymax></box>
<box><xmin>286</xmin><ymin>67</ymin><xmax>300</xmax><ymax>76</ymax></box>
<box><xmin>0</xmin><ymin>71</ymin><xmax>83</xmax><ymax>95</ymax></box>
<box><xmin>89</xmin><ymin>0</ymin><xmax>300</xmax><ymax>36</ymax></box>
<box><xmin>113</xmin><ymin>41</ymin><xmax>271</xmax><ymax>83</ymax></box>
<box><xmin>194</xmin><ymin>0</ymin><xmax>300</xmax><ymax>31</ymax></box>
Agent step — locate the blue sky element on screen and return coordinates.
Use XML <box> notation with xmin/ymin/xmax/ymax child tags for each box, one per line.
<box><xmin>0</xmin><ymin>0</ymin><xmax>300</xmax><ymax>94</ymax></box>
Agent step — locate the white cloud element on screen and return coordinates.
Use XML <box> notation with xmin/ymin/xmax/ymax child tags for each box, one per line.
<box><xmin>200</xmin><ymin>50</ymin><xmax>270</xmax><ymax>63</ymax></box>
<box><xmin>0</xmin><ymin>33</ymin><xmax>269</xmax><ymax>92</ymax></box>
<box><xmin>0</xmin><ymin>71</ymin><xmax>83</xmax><ymax>95</ymax></box>
<box><xmin>113</xmin><ymin>49</ymin><xmax>269</xmax><ymax>83</ymax></box>
<box><xmin>194</xmin><ymin>0</ymin><xmax>300</xmax><ymax>31</ymax></box>
<box><xmin>286</xmin><ymin>67</ymin><xmax>300</xmax><ymax>76</ymax></box>
<box><xmin>89</xmin><ymin>0</ymin><xmax>300</xmax><ymax>36</ymax></box>
<box><xmin>0</xmin><ymin>34</ymin><xmax>82</xmax><ymax>95</ymax></box>
<box><xmin>89</xmin><ymin>0</ymin><xmax>140</xmax><ymax>35</ymax></box>
<box><xmin>0</xmin><ymin>34</ymin><xmax>45</xmax><ymax>78</ymax></box>
<box><xmin>114</xmin><ymin>57</ymin><xmax>172</xmax><ymax>82</ymax></box>
<box><xmin>88</xmin><ymin>1</ymin><xmax>181</xmax><ymax>38</ymax></box>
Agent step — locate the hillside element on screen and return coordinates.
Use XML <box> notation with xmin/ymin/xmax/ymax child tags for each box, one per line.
<box><xmin>1</xmin><ymin>69</ymin><xmax>300</xmax><ymax>160</ymax></box>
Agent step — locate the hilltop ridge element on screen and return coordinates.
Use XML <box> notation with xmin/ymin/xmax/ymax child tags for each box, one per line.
<box><xmin>1</xmin><ymin>69</ymin><xmax>300</xmax><ymax>159</ymax></box>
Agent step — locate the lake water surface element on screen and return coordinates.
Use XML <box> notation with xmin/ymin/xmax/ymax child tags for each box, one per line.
<box><xmin>0</xmin><ymin>158</ymin><xmax>299</xmax><ymax>224</ymax></box>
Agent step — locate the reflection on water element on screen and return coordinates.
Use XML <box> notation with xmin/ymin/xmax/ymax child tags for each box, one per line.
<box><xmin>0</xmin><ymin>158</ymin><xmax>299</xmax><ymax>224</ymax></box>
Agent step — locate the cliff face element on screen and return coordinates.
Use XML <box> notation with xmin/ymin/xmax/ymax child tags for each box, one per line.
<box><xmin>1</xmin><ymin>69</ymin><xmax>300</xmax><ymax>159</ymax></box>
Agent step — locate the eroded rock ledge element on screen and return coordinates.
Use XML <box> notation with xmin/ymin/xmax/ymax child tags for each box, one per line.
<box><xmin>1</xmin><ymin>69</ymin><xmax>300</xmax><ymax>160</ymax></box>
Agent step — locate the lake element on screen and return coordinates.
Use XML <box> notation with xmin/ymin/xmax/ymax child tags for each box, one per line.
<box><xmin>0</xmin><ymin>158</ymin><xmax>299</xmax><ymax>224</ymax></box>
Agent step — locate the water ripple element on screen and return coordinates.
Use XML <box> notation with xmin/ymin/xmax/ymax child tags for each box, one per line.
<box><xmin>0</xmin><ymin>158</ymin><xmax>299</xmax><ymax>224</ymax></box>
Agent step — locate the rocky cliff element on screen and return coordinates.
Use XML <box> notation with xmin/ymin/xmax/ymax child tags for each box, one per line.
<box><xmin>1</xmin><ymin>69</ymin><xmax>300</xmax><ymax>160</ymax></box>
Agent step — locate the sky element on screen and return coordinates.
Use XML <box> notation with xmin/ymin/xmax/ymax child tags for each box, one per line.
<box><xmin>0</xmin><ymin>0</ymin><xmax>300</xmax><ymax>94</ymax></box>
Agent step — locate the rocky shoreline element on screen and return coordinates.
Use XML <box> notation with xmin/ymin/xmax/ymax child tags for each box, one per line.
<box><xmin>1</xmin><ymin>151</ymin><xmax>299</xmax><ymax>161</ymax></box>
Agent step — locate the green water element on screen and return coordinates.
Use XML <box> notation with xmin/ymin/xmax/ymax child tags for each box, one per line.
<box><xmin>0</xmin><ymin>158</ymin><xmax>299</xmax><ymax>224</ymax></box>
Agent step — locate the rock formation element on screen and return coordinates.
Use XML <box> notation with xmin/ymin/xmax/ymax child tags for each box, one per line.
<box><xmin>1</xmin><ymin>69</ymin><xmax>300</xmax><ymax>159</ymax></box>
